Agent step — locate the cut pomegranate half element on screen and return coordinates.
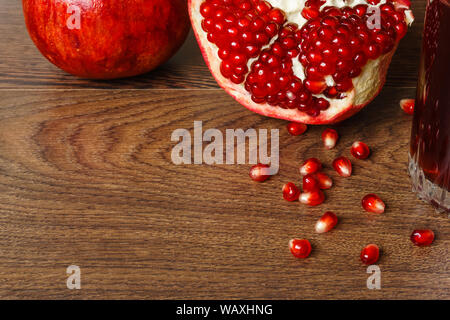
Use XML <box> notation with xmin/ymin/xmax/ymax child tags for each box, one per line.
<box><xmin>190</xmin><ymin>0</ymin><xmax>414</xmax><ymax>124</ymax></box>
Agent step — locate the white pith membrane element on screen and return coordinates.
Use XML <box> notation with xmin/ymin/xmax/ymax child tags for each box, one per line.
<box><xmin>189</xmin><ymin>0</ymin><xmax>414</xmax><ymax>124</ymax></box>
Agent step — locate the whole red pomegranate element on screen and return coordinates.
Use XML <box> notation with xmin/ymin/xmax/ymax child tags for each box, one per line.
<box><xmin>189</xmin><ymin>0</ymin><xmax>414</xmax><ymax>124</ymax></box>
<box><xmin>23</xmin><ymin>0</ymin><xmax>190</xmax><ymax>79</ymax></box>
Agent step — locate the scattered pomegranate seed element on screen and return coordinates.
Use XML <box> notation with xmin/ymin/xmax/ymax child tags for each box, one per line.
<box><xmin>321</xmin><ymin>128</ymin><xmax>339</xmax><ymax>149</ymax></box>
<box><xmin>315</xmin><ymin>211</ymin><xmax>338</xmax><ymax>233</ymax></box>
<box><xmin>410</xmin><ymin>229</ymin><xmax>435</xmax><ymax>246</ymax></box>
<box><xmin>249</xmin><ymin>163</ymin><xmax>271</xmax><ymax>182</ymax></box>
<box><xmin>362</xmin><ymin>194</ymin><xmax>385</xmax><ymax>214</ymax></box>
<box><xmin>287</xmin><ymin>122</ymin><xmax>308</xmax><ymax>136</ymax></box>
<box><xmin>300</xmin><ymin>189</ymin><xmax>325</xmax><ymax>206</ymax></box>
<box><xmin>350</xmin><ymin>141</ymin><xmax>371</xmax><ymax>159</ymax></box>
<box><xmin>282</xmin><ymin>182</ymin><xmax>300</xmax><ymax>201</ymax></box>
<box><xmin>360</xmin><ymin>244</ymin><xmax>380</xmax><ymax>265</ymax></box>
<box><xmin>400</xmin><ymin>99</ymin><xmax>415</xmax><ymax>115</ymax></box>
<box><xmin>314</xmin><ymin>172</ymin><xmax>333</xmax><ymax>189</ymax></box>
<box><xmin>303</xmin><ymin>174</ymin><xmax>319</xmax><ymax>192</ymax></box>
<box><xmin>300</xmin><ymin>158</ymin><xmax>322</xmax><ymax>176</ymax></box>
<box><xmin>332</xmin><ymin>156</ymin><xmax>352</xmax><ymax>177</ymax></box>
<box><xmin>289</xmin><ymin>239</ymin><xmax>312</xmax><ymax>259</ymax></box>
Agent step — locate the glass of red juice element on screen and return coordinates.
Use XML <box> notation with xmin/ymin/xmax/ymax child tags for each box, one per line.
<box><xmin>409</xmin><ymin>0</ymin><xmax>450</xmax><ymax>213</ymax></box>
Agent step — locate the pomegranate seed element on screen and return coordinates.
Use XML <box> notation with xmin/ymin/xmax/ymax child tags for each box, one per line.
<box><xmin>269</xmin><ymin>9</ymin><xmax>286</xmax><ymax>24</ymax></box>
<box><xmin>364</xmin><ymin>44</ymin><xmax>381</xmax><ymax>59</ymax></box>
<box><xmin>324</xmin><ymin>86</ymin><xmax>338</xmax><ymax>98</ymax></box>
<box><xmin>332</xmin><ymin>156</ymin><xmax>352</xmax><ymax>177</ymax></box>
<box><xmin>300</xmin><ymin>189</ymin><xmax>325</xmax><ymax>206</ymax></box>
<box><xmin>306</xmin><ymin>65</ymin><xmax>324</xmax><ymax>80</ymax></box>
<box><xmin>321</xmin><ymin>128</ymin><xmax>339</xmax><ymax>149</ymax></box>
<box><xmin>322</xmin><ymin>7</ymin><xmax>341</xmax><ymax>17</ymax></box>
<box><xmin>249</xmin><ymin>163</ymin><xmax>271</xmax><ymax>182</ymax></box>
<box><xmin>400</xmin><ymin>99</ymin><xmax>415</xmax><ymax>115</ymax></box>
<box><xmin>300</xmin><ymin>158</ymin><xmax>322</xmax><ymax>176</ymax></box>
<box><xmin>302</xmin><ymin>7</ymin><xmax>320</xmax><ymax>20</ymax></box>
<box><xmin>354</xmin><ymin>4</ymin><xmax>368</xmax><ymax>17</ymax></box>
<box><xmin>342</xmin><ymin>6</ymin><xmax>356</xmax><ymax>17</ymax></box>
<box><xmin>410</xmin><ymin>229</ymin><xmax>435</xmax><ymax>246</ymax></box>
<box><xmin>394</xmin><ymin>22</ymin><xmax>407</xmax><ymax>40</ymax></box>
<box><xmin>315</xmin><ymin>211</ymin><xmax>338</xmax><ymax>233</ymax></box>
<box><xmin>362</xmin><ymin>194</ymin><xmax>385</xmax><ymax>214</ymax></box>
<box><xmin>308</xmin><ymin>50</ymin><xmax>323</xmax><ymax>64</ymax></box>
<box><xmin>303</xmin><ymin>174</ymin><xmax>319</xmax><ymax>192</ymax></box>
<box><xmin>287</xmin><ymin>122</ymin><xmax>307</xmax><ymax>136</ymax></box>
<box><xmin>256</xmin><ymin>1</ymin><xmax>272</xmax><ymax>14</ymax></box>
<box><xmin>304</xmin><ymin>79</ymin><xmax>326</xmax><ymax>94</ymax></box>
<box><xmin>200</xmin><ymin>3</ymin><xmax>214</xmax><ymax>18</ymax></box>
<box><xmin>283</xmin><ymin>182</ymin><xmax>300</xmax><ymax>201</ymax></box>
<box><xmin>360</xmin><ymin>244</ymin><xmax>380</xmax><ymax>265</ymax></box>
<box><xmin>380</xmin><ymin>3</ymin><xmax>395</xmax><ymax>13</ymax></box>
<box><xmin>316</xmin><ymin>98</ymin><xmax>330</xmax><ymax>110</ymax></box>
<box><xmin>321</xmin><ymin>16</ymin><xmax>339</xmax><ymax>27</ymax></box>
<box><xmin>318</xmin><ymin>61</ymin><xmax>335</xmax><ymax>76</ymax></box>
<box><xmin>335</xmin><ymin>78</ymin><xmax>354</xmax><ymax>92</ymax></box>
<box><xmin>353</xmin><ymin>51</ymin><xmax>368</xmax><ymax>67</ymax></box>
<box><xmin>265</xmin><ymin>23</ymin><xmax>278</xmax><ymax>37</ymax></box>
<box><xmin>289</xmin><ymin>239</ymin><xmax>312</xmax><ymax>259</ymax></box>
<box><xmin>350</xmin><ymin>141</ymin><xmax>371</xmax><ymax>159</ymax></box>
<box><xmin>314</xmin><ymin>172</ymin><xmax>333</xmax><ymax>189</ymax></box>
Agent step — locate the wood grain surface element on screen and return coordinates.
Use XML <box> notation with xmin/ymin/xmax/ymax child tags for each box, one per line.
<box><xmin>0</xmin><ymin>0</ymin><xmax>448</xmax><ymax>300</ymax></box>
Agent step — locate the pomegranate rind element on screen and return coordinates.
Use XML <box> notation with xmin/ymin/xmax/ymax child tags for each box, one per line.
<box><xmin>189</xmin><ymin>0</ymin><xmax>409</xmax><ymax>124</ymax></box>
<box><xmin>24</xmin><ymin>0</ymin><xmax>190</xmax><ymax>79</ymax></box>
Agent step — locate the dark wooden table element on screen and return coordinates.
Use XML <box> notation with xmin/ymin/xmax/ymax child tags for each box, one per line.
<box><xmin>0</xmin><ymin>0</ymin><xmax>448</xmax><ymax>299</ymax></box>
